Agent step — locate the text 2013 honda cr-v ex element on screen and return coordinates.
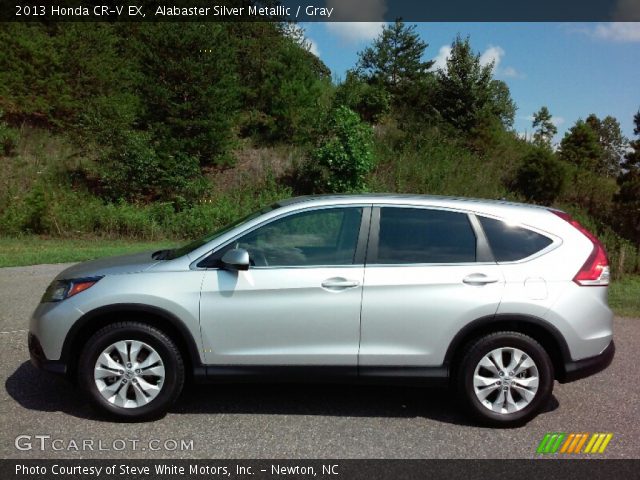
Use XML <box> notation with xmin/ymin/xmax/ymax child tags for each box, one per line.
<box><xmin>29</xmin><ymin>195</ymin><xmax>615</xmax><ymax>426</ymax></box>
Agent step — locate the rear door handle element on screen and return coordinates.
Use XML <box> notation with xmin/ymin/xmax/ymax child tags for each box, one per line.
<box><xmin>321</xmin><ymin>278</ymin><xmax>361</xmax><ymax>290</ymax></box>
<box><xmin>463</xmin><ymin>273</ymin><xmax>499</xmax><ymax>285</ymax></box>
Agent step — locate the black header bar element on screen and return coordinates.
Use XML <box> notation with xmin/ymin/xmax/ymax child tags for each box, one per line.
<box><xmin>4</xmin><ymin>0</ymin><xmax>640</xmax><ymax>22</ymax></box>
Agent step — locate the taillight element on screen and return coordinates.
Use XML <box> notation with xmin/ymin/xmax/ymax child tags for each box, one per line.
<box><xmin>550</xmin><ymin>210</ymin><xmax>610</xmax><ymax>286</ymax></box>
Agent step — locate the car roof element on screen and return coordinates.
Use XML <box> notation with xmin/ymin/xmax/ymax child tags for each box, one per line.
<box><xmin>276</xmin><ymin>194</ymin><xmax>554</xmax><ymax>212</ymax></box>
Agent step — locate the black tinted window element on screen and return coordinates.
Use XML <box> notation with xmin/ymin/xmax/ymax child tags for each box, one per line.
<box><xmin>375</xmin><ymin>208</ymin><xmax>476</xmax><ymax>264</ymax></box>
<box><xmin>479</xmin><ymin>216</ymin><xmax>552</xmax><ymax>262</ymax></box>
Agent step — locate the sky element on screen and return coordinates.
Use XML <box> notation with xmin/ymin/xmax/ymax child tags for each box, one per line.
<box><xmin>300</xmin><ymin>22</ymin><xmax>640</xmax><ymax>142</ymax></box>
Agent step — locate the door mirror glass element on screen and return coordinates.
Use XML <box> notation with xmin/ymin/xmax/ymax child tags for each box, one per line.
<box><xmin>221</xmin><ymin>248</ymin><xmax>250</xmax><ymax>271</ymax></box>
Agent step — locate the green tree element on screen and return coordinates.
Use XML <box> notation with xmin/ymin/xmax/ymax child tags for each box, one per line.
<box><xmin>306</xmin><ymin>106</ymin><xmax>375</xmax><ymax>193</ymax></box>
<box><xmin>559</xmin><ymin>120</ymin><xmax>603</xmax><ymax>170</ymax></box>
<box><xmin>334</xmin><ymin>71</ymin><xmax>390</xmax><ymax>123</ymax></box>
<box><xmin>585</xmin><ymin>113</ymin><xmax>627</xmax><ymax>177</ymax></box>
<box><xmin>434</xmin><ymin>36</ymin><xmax>515</xmax><ymax>133</ymax></box>
<box><xmin>230</xmin><ymin>22</ymin><xmax>332</xmax><ymax>143</ymax></box>
<box><xmin>132</xmin><ymin>23</ymin><xmax>240</xmax><ymax>166</ymax></box>
<box><xmin>615</xmin><ymin>109</ymin><xmax>640</xmax><ymax>243</ymax></box>
<box><xmin>355</xmin><ymin>20</ymin><xmax>434</xmax><ymax>108</ymax></box>
<box><xmin>531</xmin><ymin>106</ymin><xmax>557</xmax><ymax>147</ymax></box>
<box><xmin>514</xmin><ymin>148</ymin><xmax>566</xmax><ymax>204</ymax></box>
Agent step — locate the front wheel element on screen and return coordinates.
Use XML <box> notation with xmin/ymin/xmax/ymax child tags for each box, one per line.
<box><xmin>457</xmin><ymin>332</ymin><xmax>554</xmax><ymax>427</ymax></box>
<box><xmin>78</xmin><ymin>322</ymin><xmax>184</xmax><ymax>421</ymax></box>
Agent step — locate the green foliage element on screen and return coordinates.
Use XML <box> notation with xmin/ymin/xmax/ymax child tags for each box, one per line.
<box><xmin>354</xmin><ymin>19</ymin><xmax>437</xmax><ymax>122</ymax></box>
<box><xmin>369</xmin><ymin>127</ymin><xmax>516</xmax><ymax>199</ymax></box>
<box><xmin>232</xmin><ymin>23</ymin><xmax>333</xmax><ymax>144</ymax></box>
<box><xmin>133</xmin><ymin>23</ymin><xmax>239</xmax><ymax>166</ymax></box>
<box><xmin>531</xmin><ymin>106</ymin><xmax>557</xmax><ymax>147</ymax></box>
<box><xmin>434</xmin><ymin>36</ymin><xmax>515</xmax><ymax>134</ymax></box>
<box><xmin>0</xmin><ymin>171</ymin><xmax>290</xmax><ymax>240</ymax></box>
<box><xmin>356</xmin><ymin>20</ymin><xmax>434</xmax><ymax>98</ymax></box>
<box><xmin>615</xmin><ymin>109</ymin><xmax>640</xmax><ymax>244</ymax></box>
<box><xmin>334</xmin><ymin>72</ymin><xmax>390</xmax><ymax>124</ymax></box>
<box><xmin>305</xmin><ymin>107</ymin><xmax>375</xmax><ymax>193</ymax></box>
<box><xmin>585</xmin><ymin>114</ymin><xmax>627</xmax><ymax>177</ymax></box>
<box><xmin>0</xmin><ymin>111</ymin><xmax>18</xmax><ymax>155</ymax></box>
<box><xmin>559</xmin><ymin>120</ymin><xmax>603</xmax><ymax>170</ymax></box>
<box><xmin>514</xmin><ymin>148</ymin><xmax>566</xmax><ymax>205</ymax></box>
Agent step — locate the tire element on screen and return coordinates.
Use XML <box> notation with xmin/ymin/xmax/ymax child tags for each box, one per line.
<box><xmin>78</xmin><ymin>322</ymin><xmax>184</xmax><ymax>421</ymax></box>
<box><xmin>456</xmin><ymin>331</ymin><xmax>553</xmax><ymax>427</ymax></box>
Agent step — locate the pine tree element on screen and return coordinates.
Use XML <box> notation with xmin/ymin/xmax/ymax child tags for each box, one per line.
<box><xmin>532</xmin><ymin>106</ymin><xmax>557</xmax><ymax>148</ymax></box>
<box><xmin>355</xmin><ymin>19</ymin><xmax>434</xmax><ymax>117</ymax></box>
<box><xmin>356</xmin><ymin>20</ymin><xmax>434</xmax><ymax>94</ymax></box>
<box><xmin>559</xmin><ymin>120</ymin><xmax>603</xmax><ymax>170</ymax></box>
<box><xmin>434</xmin><ymin>36</ymin><xmax>515</xmax><ymax>132</ymax></box>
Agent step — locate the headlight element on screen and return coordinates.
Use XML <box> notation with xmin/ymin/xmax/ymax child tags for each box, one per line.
<box><xmin>41</xmin><ymin>276</ymin><xmax>103</xmax><ymax>303</ymax></box>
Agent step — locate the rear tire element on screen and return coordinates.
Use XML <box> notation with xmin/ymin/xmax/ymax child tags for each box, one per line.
<box><xmin>78</xmin><ymin>322</ymin><xmax>184</xmax><ymax>421</ymax></box>
<box><xmin>456</xmin><ymin>331</ymin><xmax>553</xmax><ymax>427</ymax></box>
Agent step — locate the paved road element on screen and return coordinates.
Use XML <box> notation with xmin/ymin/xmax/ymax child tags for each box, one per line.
<box><xmin>0</xmin><ymin>264</ymin><xmax>638</xmax><ymax>459</ymax></box>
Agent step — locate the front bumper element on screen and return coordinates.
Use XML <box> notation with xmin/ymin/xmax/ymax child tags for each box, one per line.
<box><xmin>28</xmin><ymin>332</ymin><xmax>67</xmax><ymax>375</ymax></box>
<box><xmin>559</xmin><ymin>340</ymin><xmax>615</xmax><ymax>383</ymax></box>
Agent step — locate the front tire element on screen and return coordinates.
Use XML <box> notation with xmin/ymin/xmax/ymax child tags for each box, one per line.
<box><xmin>78</xmin><ymin>322</ymin><xmax>184</xmax><ymax>421</ymax></box>
<box><xmin>457</xmin><ymin>332</ymin><xmax>553</xmax><ymax>427</ymax></box>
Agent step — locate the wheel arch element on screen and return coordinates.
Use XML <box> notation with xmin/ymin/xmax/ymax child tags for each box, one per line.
<box><xmin>61</xmin><ymin>304</ymin><xmax>205</xmax><ymax>381</ymax></box>
<box><xmin>444</xmin><ymin>314</ymin><xmax>570</xmax><ymax>381</ymax></box>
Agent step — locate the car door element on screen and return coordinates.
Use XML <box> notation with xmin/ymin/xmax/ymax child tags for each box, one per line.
<box><xmin>359</xmin><ymin>205</ymin><xmax>505</xmax><ymax>368</ymax></box>
<box><xmin>199</xmin><ymin>205</ymin><xmax>370</xmax><ymax>367</ymax></box>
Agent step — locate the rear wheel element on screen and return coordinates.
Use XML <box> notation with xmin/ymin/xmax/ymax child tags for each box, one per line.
<box><xmin>457</xmin><ymin>332</ymin><xmax>553</xmax><ymax>427</ymax></box>
<box><xmin>78</xmin><ymin>322</ymin><xmax>184</xmax><ymax>421</ymax></box>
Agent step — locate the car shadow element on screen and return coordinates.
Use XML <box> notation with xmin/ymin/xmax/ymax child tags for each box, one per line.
<box><xmin>5</xmin><ymin>361</ymin><xmax>559</xmax><ymax>426</ymax></box>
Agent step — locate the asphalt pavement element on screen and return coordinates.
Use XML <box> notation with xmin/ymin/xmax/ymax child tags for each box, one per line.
<box><xmin>0</xmin><ymin>263</ymin><xmax>638</xmax><ymax>459</ymax></box>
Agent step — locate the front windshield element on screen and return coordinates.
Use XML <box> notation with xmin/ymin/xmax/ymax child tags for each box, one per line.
<box><xmin>165</xmin><ymin>204</ymin><xmax>279</xmax><ymax>259</ymax></box>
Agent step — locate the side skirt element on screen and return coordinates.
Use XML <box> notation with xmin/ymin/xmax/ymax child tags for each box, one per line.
<box><xmin>193</xmin><ymin>365</ymin><xmax>449</xmax><ymax>387</ymax></box>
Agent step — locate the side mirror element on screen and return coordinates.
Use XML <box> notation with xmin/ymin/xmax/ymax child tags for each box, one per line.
<box><xmin>221</xmin><ymin>248</ymin><xmax>250</xmax><ymax>271</ymax></box>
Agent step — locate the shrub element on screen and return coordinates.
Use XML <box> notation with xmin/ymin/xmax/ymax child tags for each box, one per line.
<box><xmin>0</xmin><ymin>111</ymin><xmax>18</xmax><ymax>156</ymax></box>
<box><xmin>304</xmin><ymin>106</ymin><xmax>375</xmax><ymax>193</ymax></box>
<box><xmin>514</xmin><ymin>148</ymin><xmax>566</xmax><ymax>205</ymax></box>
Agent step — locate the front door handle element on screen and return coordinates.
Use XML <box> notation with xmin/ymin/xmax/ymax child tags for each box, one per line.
<box><xmin>463</xmin><ymin>273</ymin><xmax>500</xmax><ymax>285</ymax></box>
<box><xmin>321</xmin><ymin>278</ymin><xmax>361</xmax><ymax>290</ymax></box>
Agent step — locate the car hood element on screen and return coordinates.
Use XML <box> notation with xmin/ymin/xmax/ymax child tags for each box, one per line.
<box><xmin>54</xmin><ymin>251</ymin><xmax>161</xmax><ymax>280</ymax></box>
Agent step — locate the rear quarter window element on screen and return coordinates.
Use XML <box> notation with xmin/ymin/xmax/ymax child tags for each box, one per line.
<box><xmin>479</xmin><ymin>216</ymin><xmax>553</xmax><ymax>262</ymax></box>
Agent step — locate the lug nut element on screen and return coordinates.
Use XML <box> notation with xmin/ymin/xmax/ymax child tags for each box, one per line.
<box><xmin>118</xmin><ymin>370</ymin><xmax>124</xmax><ymax>375</ymax></box>
<box><xmin>132</xmin><ymin>379</ymin><xmax>137</xmax><ymax>383</ymax></box>
<box><xmin>122</xmin><ymin>379</ymin><xmax>128</xmax><ymax>384</ymax></box>
<box><xmin>499</xmin><ymin>371</ymin><xmax>504</xmax><ymax>377</ymax></box>
<box><xmin>135</xmin><ymin>369</ymin><xmax>141</xmax><ymax>374</ymax></box>
<box><xmin>509</xmin><ymin>371</ymin><xmax>514</xmax><ymax>376</ymax></box>
<box><xmin>502</xmin><ymin>386</ymin><xmax>508</xmax><ymax>391</ymax></box>
<box><xmin>126</xmin><ymin>363</ymin><xmax>132</xmax><ymax>368</ymax></box>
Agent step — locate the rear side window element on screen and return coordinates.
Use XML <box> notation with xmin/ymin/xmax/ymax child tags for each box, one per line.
<box><xmin>479</xmin><ymin>216</ymin><xmax>552</xmax><ymax>262</ymax></box>
<box><xmin>375</xmin><ymin>208</ymin><xmax>476</xmax><ymax>264</ymax></box>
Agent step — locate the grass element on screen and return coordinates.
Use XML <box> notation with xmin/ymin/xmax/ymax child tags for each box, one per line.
<box><xmin>0</xmin><ymin>237</ymin><xmax>175</xmax><ymax>268</ymax></box>
<box><xmin>1</xmin><ymin>236</ymin><xmax>638</xmax><ymax>317</ymax></box>
<box><xmin>608</xmin><ymin>275</ymin><xmax>640</xmax><ymax>317</ymax></box>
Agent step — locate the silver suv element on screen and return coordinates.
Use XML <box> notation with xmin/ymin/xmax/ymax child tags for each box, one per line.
<box><xmin>29</xmin><ymin>195</ymin><xmax>614</xmax><ymax>425</ymax></box>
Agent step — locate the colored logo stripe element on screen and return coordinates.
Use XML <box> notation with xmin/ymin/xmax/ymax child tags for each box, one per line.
<box><xmin>537</xmin><ymin>433</ymin><xmax>613</xmax><ymax>454</ymax></box>
<box><xmin>584</xmin><ymin>433</ymin><xmax>614</xmax><ymax>454</ymax></box>
<box><xmin>537</xmin><ymin>433</ymin><xmax>566</xmax><ymax>453</ymax></box>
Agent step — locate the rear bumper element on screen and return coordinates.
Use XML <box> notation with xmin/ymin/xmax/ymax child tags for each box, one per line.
<box><xmin>559</xmin><ymin>340</ymin><xmax>615</xmax><ymax>383</ymax></box>
<box><xmin>28</xmin><ymin>332</ymin><xmax>67</xmax><ymax>375</ymax></box>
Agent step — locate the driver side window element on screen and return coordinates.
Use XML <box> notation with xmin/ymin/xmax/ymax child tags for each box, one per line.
<box><xmin>227</xmin><ymin>207</ymin><xmax>363</xmax><ymax>267</ymax></box>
